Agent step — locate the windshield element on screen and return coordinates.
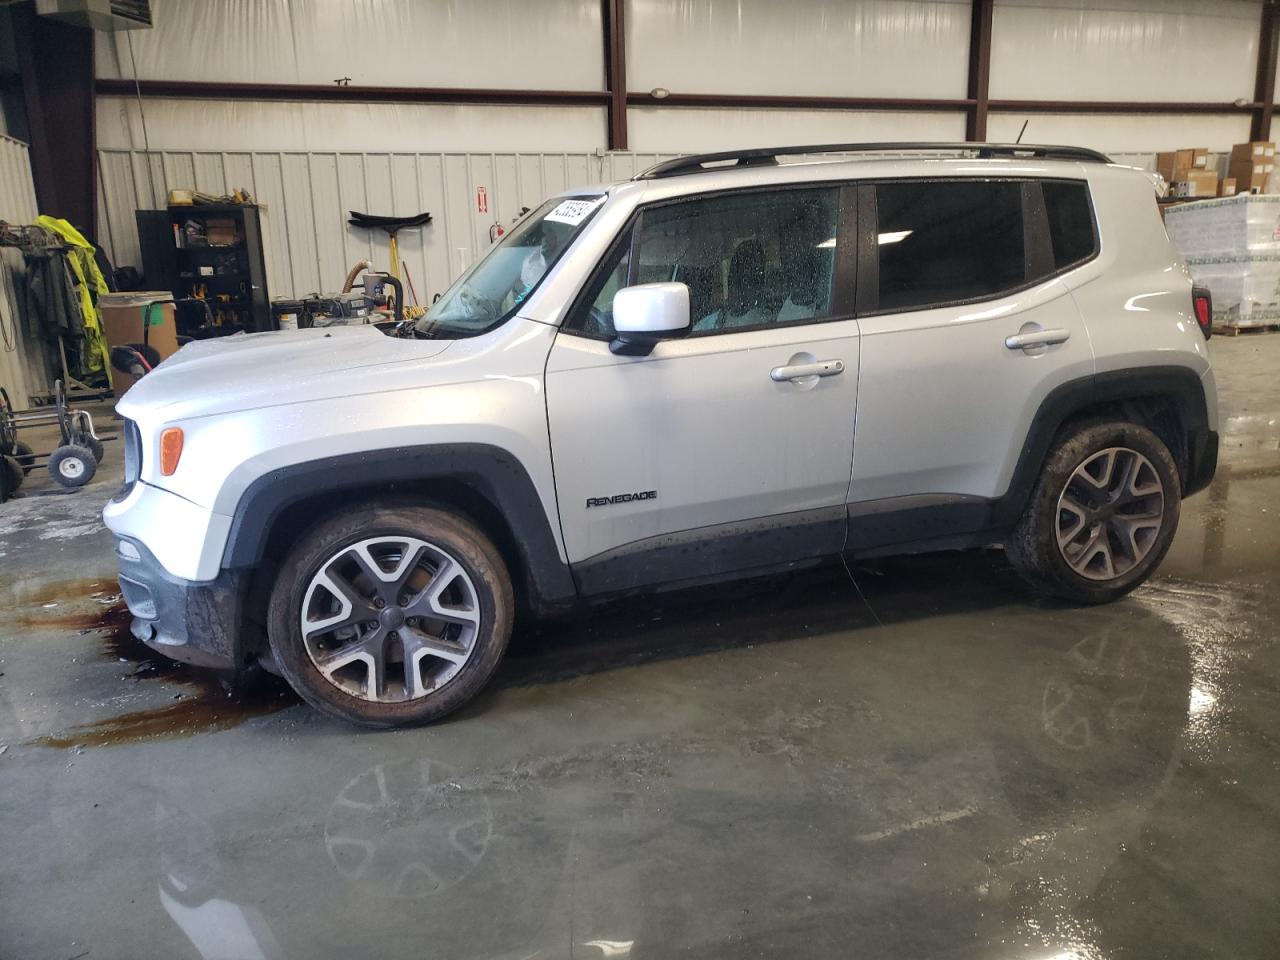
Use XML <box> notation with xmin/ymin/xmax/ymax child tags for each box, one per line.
<box><xmin>413</xmin><ymin>194</ymin><xmax>607</xmax><ymax>338</ymax></box>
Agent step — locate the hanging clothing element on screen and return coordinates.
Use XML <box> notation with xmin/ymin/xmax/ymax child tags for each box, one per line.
<box><xmin>33</xmin><ymin>216</ymin><xmax>110</xmax><ymax>381</ymax></box>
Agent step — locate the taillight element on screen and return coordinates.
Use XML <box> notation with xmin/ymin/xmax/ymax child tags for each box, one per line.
<box><xmin>1192</xmin><ymin>286</ymin><xmax>1213</xmax><ymax>340</ymax></box>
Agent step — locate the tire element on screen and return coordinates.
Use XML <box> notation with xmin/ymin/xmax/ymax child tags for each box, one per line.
<box><xmin>3</xmin><ymin>455</ymin><xmax>22</xmax><ymax>492</ymax></box>
<box><xmin>83</xmin><ymin>436</ymin><xmax>105</xmax><ymax>463</ymax></box>
<box><xmin>47</xmin><ymin>444</ymin><xmax>97</xmax><ymax>488</ymax></box>
<box><xmin>267</xmin><ymin>503</ymin><xmax>514</xmax><ymax>728</ymax></box>
<box><xmin>1006</xmin><ymin>420</ymin><xmax>1181</xmax><ymax>604</ymax></box>
<box><xmin>13</xmin><ymin>441</ymin><xmax>34</xmax><ymax>475</ymax></box>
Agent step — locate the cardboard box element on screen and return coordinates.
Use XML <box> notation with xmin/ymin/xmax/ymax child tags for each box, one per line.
<box><xmin>1220</xmin><ymin>177</ymin><xmax>1238</xmax><ymax>197</ymax></box>
<box><xmin>1157</xmin><ymin>147</ymin><xmax>1210</xmax><ymax>184</ymax></box>
<box><xmin>98</xmin><ymin>292</ymin><xmax>180</xmax><ymax>395</ymax></box>
<box><xmin>1172</xmin><ymin>169</ymin><xmax>1219</xmax><ymax>198</ymax></box>
<box><xmin>205</xmin><ymin>218</ymin><xmax>239</xmax><ymax>246</ymax></box>
<box><xmin>1229</xmin><ymin>141</ymin><xmax>1276</xmax><ymax>194</ymax></box>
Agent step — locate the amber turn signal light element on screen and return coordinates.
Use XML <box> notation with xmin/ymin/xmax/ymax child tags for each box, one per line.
<box><xmin>159</xmin><ymin>427</ymin><xmax>184</xmax><ymax>476</ymax></box>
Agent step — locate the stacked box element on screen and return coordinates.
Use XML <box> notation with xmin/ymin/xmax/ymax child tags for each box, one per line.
<box><xmin>1164</xmin><ymin>195</ymin><xmax>1280</xmax><ymax>326</ymax></box>
<box><xmin>1228</xmin><ymin>141</ymin><xmax>1276</xmax><ymax>194</ymax></box>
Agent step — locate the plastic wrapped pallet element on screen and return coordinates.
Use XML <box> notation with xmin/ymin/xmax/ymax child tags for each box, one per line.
<box><xmin>1165</xmin><ymin>196</ymin><xmax>1280</xmax><ymax>329</ymax></box>
<box><xmin>1163</xmin><ymin>195</ymin><xmax>1280</xmax><ymax>258</ymax></box>
<box><xmin>1182</xmin><ymin>255</ymin><xmax>1280</xmax><ymax>327</ymax></box>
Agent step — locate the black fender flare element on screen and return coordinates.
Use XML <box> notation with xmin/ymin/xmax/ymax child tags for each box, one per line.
<box><xmin>995</xmin><ymin>365</ymin><xmax>1215</xmax><ymax>528</ymax></box>
<box><xmin>220</xmin><ymin>443</ymin><xmax>578</xmax><ymax>610</ymax></box>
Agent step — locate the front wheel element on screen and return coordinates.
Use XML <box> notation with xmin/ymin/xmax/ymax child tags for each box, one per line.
<box><xmin>1006</xmin><ymin>420</ymin><xmax>1181</xmax><ymax>604</ymax></box>
<box><xmin>267</xmin><ymin>504</ymin><xmax>514</xmax><ymax>727</ymax></box>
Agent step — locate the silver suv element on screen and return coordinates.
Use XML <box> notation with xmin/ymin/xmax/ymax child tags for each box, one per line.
<box><xmin>104</xmin><ymin>143</ymin><xmax>1219</xmax><ymax>727</ymax></box>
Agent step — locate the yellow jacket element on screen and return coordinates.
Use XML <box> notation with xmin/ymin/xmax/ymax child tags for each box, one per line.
<box><xmin>35</xmin><ymin>215</ymin><xmax>110</xmax><ymax>379</ymax></box>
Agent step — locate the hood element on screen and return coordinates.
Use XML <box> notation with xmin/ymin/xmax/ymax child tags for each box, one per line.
<box><xmin>116</xmin><ymin>325</ymin><xmax>453</xmax><ymax>422</ymax></box>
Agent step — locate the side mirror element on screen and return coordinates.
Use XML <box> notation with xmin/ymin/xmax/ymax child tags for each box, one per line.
<box><xmin>610</xmin><ymin>282</ymin><xmax>691</xmax><ymax>356</ymax></box>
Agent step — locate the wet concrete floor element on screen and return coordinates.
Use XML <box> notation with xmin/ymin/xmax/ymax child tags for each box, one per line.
<box><xmin>1</xmin><ymin>337</ymin><xmax>1278</xmax><ymax>959</ymax></box>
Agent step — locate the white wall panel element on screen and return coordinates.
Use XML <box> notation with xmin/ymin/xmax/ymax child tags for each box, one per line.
<box><xmin>97</xmin><ymin>98</ymin><xmax>608</xmax><ymax>154</ymax></box>
<box><xmin>0</xmin><ymin>136</ymin><xmax>48</xmax><ymax>409</ymax></box>
<box><xmin>96</xmin><ymin>0</ymin><xmax>603</xmax><ymax>91</ymax></box>
<box><xmin>628</xmin><ymin>107</ymin><xmax>967</xmax><ymax>153</ymax></box>
<box><xmin>991</xmin><ymin>0</ymin><xmax>1262</xmax><ymax>102</ymax></box>
<box><xmin>986</xmin><ymin>112</ymin><xmax>1253</xmax><ymax>154</ymax></box>
<box><xmin>627</xmin><ymin>0</ymin><xmax>969</xmax><ymax>98</ymax></box>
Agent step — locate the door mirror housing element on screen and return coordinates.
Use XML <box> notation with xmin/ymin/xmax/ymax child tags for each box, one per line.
<box><xmin>610</xmin><ymin>282</ymin><xmax>691</xmax><ymax>356</ymax></box>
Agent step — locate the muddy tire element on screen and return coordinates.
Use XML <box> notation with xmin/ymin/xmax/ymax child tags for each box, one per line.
<box><xmin>1006</xmin><ymin>420</ymin><xmax>1181</xmax><ymax>605</ymax></box>
<box><xmin>268</xmin><ymin>503</ymin><xmax>513</xmax><ymax>728</ymax></box>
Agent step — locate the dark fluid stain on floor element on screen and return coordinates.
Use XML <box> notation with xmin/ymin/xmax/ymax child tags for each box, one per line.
<box><xmin>18</xmin><ymin>577</ymin><xmax>298</xmax><ymax>749</ymax></box>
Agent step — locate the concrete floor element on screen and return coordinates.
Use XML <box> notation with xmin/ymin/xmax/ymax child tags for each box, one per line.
<box><xmin>1</xmin><ymin>337</ymin><xmax>1278</xmax><ymax>960</ymax></box>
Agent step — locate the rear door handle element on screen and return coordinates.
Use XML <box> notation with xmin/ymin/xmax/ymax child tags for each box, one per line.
<box><xmin>1005</xmin><ymin>328</ymin><xmax>1071</xmax><ymax>350</ymax></box>
<box><xmin>770</xmin><ymin>359</ymin><xmax>845</xmax><ymax>382</ymax></box>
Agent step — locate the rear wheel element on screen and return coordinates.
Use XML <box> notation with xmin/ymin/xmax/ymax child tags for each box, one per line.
<box><xmin>1006</xmin><ymin>420</ymin><xmax>1181</xmax><ymax>604</ymax></box>
<box><xmin>268</xmin><ymin>503</ymin><xmax>514</xmax><ymax>727</ymax></box>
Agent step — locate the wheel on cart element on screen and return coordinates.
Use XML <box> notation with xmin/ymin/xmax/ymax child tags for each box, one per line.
<box><xmin>82</xmin><ymin>435</ymin><xmax>105</xmax><ymax>463</ymax></box>
<box><xmin>12</xmin><ymin>441</ymin><xmax>34</xmax><ymax>475</ymax></box>
<box><xmin>48</xmin><ymin>444</ymin><xmax>97</xmax><ymax>488</ymax></box>
<box><xmin>0</xmin><ymin>386</ymin><xmax>15</xmax><ymax>454</ymax></box>
<box><xmin>3</xmin><ymin>455</ymin><xmax>22</xmax><ymax>492</ymax></box>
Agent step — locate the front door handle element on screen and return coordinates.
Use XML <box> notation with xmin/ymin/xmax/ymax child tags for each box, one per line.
<box><xmin>770</xmin><ymin>359</ymin><xmax>845</xmax><ymax>382</ymax></box>
<box><xmin>1005</xmin><ymin>328</ymin><xmax>1071</xmax><ymax>350</ymax></box>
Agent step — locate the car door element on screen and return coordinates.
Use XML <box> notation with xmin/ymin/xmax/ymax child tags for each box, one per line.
<box><xmin>847</xmin><ymin>177</ymin><xmax>1097</xmax><ymax>550</ymax></box>
<box><xmin>544</xmin><ymin>184</ymin><xmax>861</xmax><ymax>595</ymax></box>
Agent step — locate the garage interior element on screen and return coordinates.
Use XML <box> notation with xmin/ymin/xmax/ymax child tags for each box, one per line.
<box><xmin>3</xmin><ymin>1</ymin><xmax>1280</xmax><ymax>958</ymax></box>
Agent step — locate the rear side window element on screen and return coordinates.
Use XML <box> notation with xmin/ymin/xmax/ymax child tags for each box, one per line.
<box><xmin>1043</xmin><ymin>180</ymin><xmax>1096</xmax><ymax>270</ymax></box>
<box><xmin>873</xmin><ymin>180</ymin><xmax>1025</xmax><ymax>312</ymax></box>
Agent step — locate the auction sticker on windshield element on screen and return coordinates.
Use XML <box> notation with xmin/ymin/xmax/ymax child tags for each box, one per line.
<box><xmin>545</xmin><ymin>196</ymin><xmax>606</xmax><ymax>226</ymax></box>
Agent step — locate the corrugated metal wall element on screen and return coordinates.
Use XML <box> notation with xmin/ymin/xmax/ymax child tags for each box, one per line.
<box><xmin>0</xmin><ymin>135</ymin><xmax>45</xmax><ymax>410</ymax></box>
<box><xmin>96</xmin><ymin>149</ymin><xmax>677</xmax><ymax>303</ymax></box>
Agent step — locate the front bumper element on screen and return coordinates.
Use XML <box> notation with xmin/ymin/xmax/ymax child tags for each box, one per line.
<box><xmin>114</xmin><ymin>536</ymin><xmax>246</xmax><ymax>671</ymax></box>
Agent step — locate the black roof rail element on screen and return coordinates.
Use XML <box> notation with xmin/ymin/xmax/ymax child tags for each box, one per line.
<box><xmin>634</xmin><ymin>142</ymin><xmax>1112</xmax><ymax>180</ymax></box>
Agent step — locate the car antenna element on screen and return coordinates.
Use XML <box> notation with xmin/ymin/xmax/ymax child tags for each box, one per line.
<box><xmin>1015</xmin><ymin>120</ymin><xmax>1029</xmax><ymax>144</ymax></box>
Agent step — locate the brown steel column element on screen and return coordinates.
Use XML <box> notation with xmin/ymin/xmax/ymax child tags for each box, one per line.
<box><xmin>603</xmin><ymin>0</ymin><xmax>628</xmax><ymax>150</ymax></box>
<box><xmin>966</xmin><ymin>0</ymin><xmax>994</xmax><ymax>141</ymax></box>
<box><xmin>12</xmin><ymin>6</ymin><xmax>96</xmax><ymax>237</ymax></box>
<box><xmin>1252</xmin><ymin>2</ymin><xmax>1279</xmax><ymax>141</ymax></box>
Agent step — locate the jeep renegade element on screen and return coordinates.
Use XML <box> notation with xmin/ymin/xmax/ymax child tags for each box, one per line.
<box><xmin>104</xmin><ymin>143</ymin><xmax>1219</xmax><ymax>727</ymax></box>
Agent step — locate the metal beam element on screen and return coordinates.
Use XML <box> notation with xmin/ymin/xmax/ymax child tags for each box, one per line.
<box><xmin>99</xmin><ymin>80</ymin><xmax>1270</xmax><ymax>131</ymax></box>
<box><xmin>602</xmin><ymin>0</ymin><xmax>628</xmax><ymax>150</ymax></box>
<box><xmin>1253</xmin><ymin>1</ymin><xmax>1280</xmax><ymax>141</ymax></box>
<box><xmin>966</xmin><ymin>0</ymin><xmax>994</xmax><ymax>141</ymax></box>
<box><xmin>990</xmin><ymin>99</ymin><xmax>1258</xmax><ymax>115</ymax></box>
<box><xmin>625</xmin><ymin>92</ymin><xmax>975</xmax><ymax>111</ymax></box>
<box><xmin>95</xmin><ymin>79</ymin><xmax>610</xmax><ymax>108</ymax></box>
<box><xmin>14</xmin><ymin>7</ymin><xmax>96</xmax><ymax>237</ymax></box>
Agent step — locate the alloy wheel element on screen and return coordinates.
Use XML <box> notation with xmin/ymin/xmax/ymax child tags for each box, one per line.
<box><xmin>1055</xmin><ymin>446</ymin><xmax>1165</xmax><ymax>582</ymax></box>
<box><xmin>300</xmin><ymin>536</ymin><xmax>481</xmax><ymax>703</ymax></box>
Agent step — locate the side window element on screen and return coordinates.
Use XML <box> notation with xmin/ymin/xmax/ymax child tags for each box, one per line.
<box><xmin>1043</xmin><ymin>180</ymin><xmax>1097</xmax><ymax>270</ymax></box>
<box><xmin>569</xmin><ymin>187</ymin><xmax>840</xmax><ymax>338</ymax></box>
<box><xmin>640</xmin><ymin>188</ymin><xmax>839</xmax><ymax>336</ymax></box>
<box><xmin>873</xmin><ymin>180</ymin><xmax>1025</xmax><ymax>312</ymax></box>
